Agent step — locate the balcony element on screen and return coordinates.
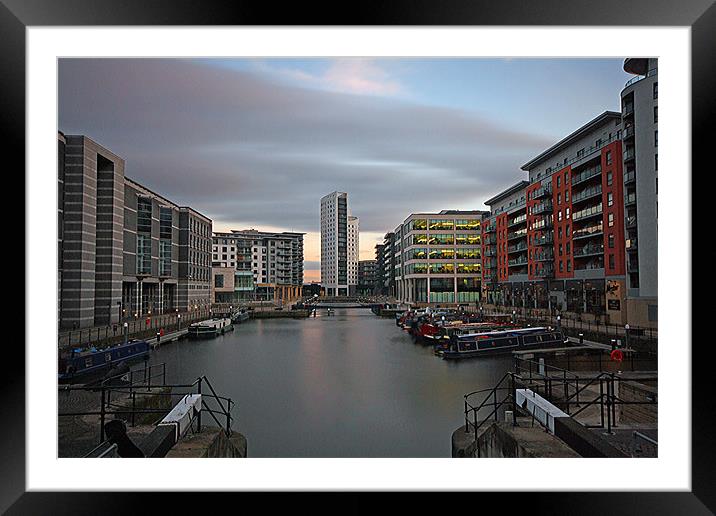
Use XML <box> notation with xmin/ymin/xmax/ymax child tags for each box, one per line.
<box><xmin>571</xmin><ymin>185</ymin><xmax>603</xmax><ymax>205</ymax></box>
<box><xmin>572</xmin><ymin>225</ymin><xmax>603</xmax><ymax>240</ymax></box>
<box><xmin>507</xmin><ymin>242</ymin><xmax>528</xmax><ymax>254</ymax></box>
<box><xmin>623</xmin><ymin>125</ymin><xmax>635</xmax><ymax>139</ymax></box>
<box><xmin>624</xmin><ymin>171</ymin><xmax>636</xmax><ymax>184</ymax></box>
<box><xmin>624</xmin><ymin>148</ymin><xmax>635</xmax><ymax>162</ymax></box>
<box><xmin>573</xmin><ymin>244</ymin><xmax>604</xmax><ymax>258</ymax></box>
<box><xmin>624</xmin><ymin>68</ymin><xmax>657</xmax><ymax>89</ymax></box>
<box><xmin>533</xmin><ymin>185</ymin><xmax>552</xmax><ymax>199</ymax></box>
<box><xmin>534</xmin><ymin>233</ymin><xmax>554</xmax><ymax>246</ymax></box>
<box><xmin>507</xmin><ymin>231</ymin><xmax>528</xmax><ymax>241</ymax></box>
<box><xmin>622</xmin><ymin>103</ymin><xmax>634</xmax><ymax>116</ymax></box>
<box><xmin>627</xmin><ymin>260</ymin><xmax>639</xmax><ymax>272</ymax></box>
<box><xmin>571</xmin><ymin>165</ymin><xmax>602</xmax><ymax>187</ymax></box>
<box><xmin>625</xmin><ymin>193</ymin><xmax>637</xmax><ymax>206</ymax></box>
<box><xmin>531</xmin><ymin>218</ymin><xmax>553</xmax><ymax>232</ymax></box>
<box><xmin>532</xmin><ymin>201</ymin><xmax>553</xmax><ymax>215</ymax></box>
<box><xmin>535</xmin><ymin>251</ymin><xmax>554</xmax><ymax>262</ymax></box>
<box><xmin>484</xmin><ymin>224</ymin><xmax>496</xmax><ymax>233</ymax></box>
<box><xmin>572</xmin><ymin>204</ymin><xmax>603</xmax><ymax>222</ymax></box>
<box><xmin>625</xmin><ymin>216</ymin><xmax>637</xmax><ymax>229</ymax></box>
<box><xmin>575</xmin><ymin>261</ymin><xmax>604</xmax><ymax>271</ymax></box>
<box><xmin>534</xmin><ymin>267</ymin><xmax>554</xmax><ymax>279</ymax></box>
<box><xmin>508</xmin><ymin>214</ymin><xmax>527</xmax><ymax>228</ymax></box>
<box><xmin>626</xmin><ymin>238</ymin><xmax>638</xmax><ymax>251</ymax></box>
<box><xmin>508</xmin><ymin>257</ymin><xmax>528</xmax><ymax>267</ymax></box>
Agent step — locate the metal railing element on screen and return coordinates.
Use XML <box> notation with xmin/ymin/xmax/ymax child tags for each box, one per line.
<box><xmin>59</xmin><ymin>370</ymin><xmax>235</xmax><ymax>448</ymax></box>
<box><xmin>463</xmin><ymin>363</ymin><xmax>658</xmax><ymax>449</ymax></box>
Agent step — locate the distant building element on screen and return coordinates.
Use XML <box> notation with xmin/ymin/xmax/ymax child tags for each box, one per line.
<box><xmin>212</xmin><ymin>229</ymin><xmax>304</xmax><ymax>303</ymax></box>
<box><xmin>357</xmin><ymin>260</ymin><xmax>378</xmax><ymax>295</ymax></box>
<box><xmin>211</xmin><ymin>232</ymin><xmax>255</xmax><ymax>303</ymax></box>
<box><xmin>375</xmin><ymin>233</ymin><xmax>396</xmax><ymax>297</ymax></box>
<box><xmin>393</xmin><ymin>210</ymin><xmax>486</xmax><ymax>305</ymax></box>
<box><xmin>320</xmin><ymin>191</ymin><xmax>359</xmax><ymax>296</ymax></box>
<box><xmin>58</xmin><ymin>132</ymin><xmax>212</xmax><ymax>330</ymax></box>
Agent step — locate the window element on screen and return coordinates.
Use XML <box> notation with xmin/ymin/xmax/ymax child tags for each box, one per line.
<box><xmin>654</xmin><ymin>106</ymin><xmax>658</xmax><ymax>123</ymax></box>
<box><xmin>596</xmin><ymin>139</ymin><xmax>602</xmax><ymax>148</ymax></box>
<box><xmin>566</xmin><ymin>243</ymin><xmax>571</xmax><ymax>255</ymax></box>
<box><xmin>137</xmin><ymin>197</ymin><xmax>152</xmax><ymax>233</ymax></box>
<box><xmin>606</xmin><ymin>151</ymin><xmax>612</xmax><ymax>165</ymax></box>
<box><xmin>607</xmin><ymin>171</ymin><xmax>613</xmax><ymax>186</ymax></box>
<box><xmin>559</xmin><ymin>261</ymin><xmax>564</xmax><ymax>272</ymax></box>
<box><xmin>566</xmin><ymin>224</ymin><xmax>570</xmax><ymax>236</ymax></box>
<box><xmin>566</xmin><ymin>208</ymin><xmax>570</xmax><ymax>219</ymax></box>
<box><xmin>557</xmin><ymin>176</ymin><xmax>561</xmax><ymax>187</ymax></box>
<box><xmin>577</xmin><ymin>148</ymin><xmax>584</xmax><ymax>157</ymax></box>
<box><xmin>655</xmin><ymin>130</ymin><xmax>658</xmax><ymax>147</ymax></box>
<box><xmin>608</xmin><ymin>193</ymin><xmax>613</xmax><ymax>207</ymax></box>
<box><xmin>655</xmin><ymin>154</ymin><xmax>658</xmax><ymax>171</ymax></box>
<box><xmin>565</xmin><ymin>190</ymin><xmax>569</xmax><ymax>202</ymax></box>
<box><xmin>557</xmin><ymin>193</ymin><xmax>561</xmax><ymax>205</ymax></box>
<box><xmin>653</xmin><ymin>82</ymin><xmax>658</xmax><ymax>99</ymax></box>
<box><xmin>565</xmin><ymin>172</ymin><xmax>569</xmax><ymax>183</ymax></box>
<box><xmin>566</xmin><ymin>260</ymin><xmax>572</xmax><ymax>272</ymax></box>
<box><xmin>215</xmin><ymin>274</ymin><xmax>224</xmax><ymax>288</ymax></box>
<box><xmin>558</xmin><ymin>211</ymin><xmax>562</xmax><ymax>222</ymax></box>
<box><xmin>608</xmin><ymin>213</ymin><xmax>614</xmax><ymax>227</ymax></box>
<box><xmin>608</xmin><ymin>234</ymin><xmax>615</xmax><ymax>248</ymax></box>
<box><xmin>609</xmin><ymin>255</ymin><xmax>615</xmax><ymax>270</ymax></box>
<box><xmin>559</xmin><ymin>244</ymin><xmax>563</xmax><ymax>257</ymax></box>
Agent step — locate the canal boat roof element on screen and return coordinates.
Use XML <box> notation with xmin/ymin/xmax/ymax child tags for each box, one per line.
<box><xmin>457</xmin><ymin>327</ymin><xmax>552</xmax><ymax>338</ymax></box>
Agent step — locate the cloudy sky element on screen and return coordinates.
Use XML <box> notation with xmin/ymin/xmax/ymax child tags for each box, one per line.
<box><xmin>58</xmin><ymin>58</ymin><xmax>631</xmax><ymax>282</ymax></box>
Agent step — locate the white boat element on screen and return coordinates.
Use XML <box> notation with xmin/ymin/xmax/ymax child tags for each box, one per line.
<box><xmin>188</xmin><ymin>317</ymin><xmax>233</xmax><ymax>339</ymax></box>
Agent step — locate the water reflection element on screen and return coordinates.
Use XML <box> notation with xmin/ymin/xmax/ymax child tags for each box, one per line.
<box><xmin>146</xmin><ymin>308</ymin><xmax>511</xmax><ymax>457</ymax></box>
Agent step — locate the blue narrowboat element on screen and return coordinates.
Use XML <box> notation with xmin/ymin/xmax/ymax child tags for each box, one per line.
<box><xmin>441</xmin><ymin>327</ymin><xmax>567</xmax><ymax>359</ymax></box>
<box><xmin>58</xmin><ymin>339</ymin><xmax>150</xmax><ymax>383</ymax></box>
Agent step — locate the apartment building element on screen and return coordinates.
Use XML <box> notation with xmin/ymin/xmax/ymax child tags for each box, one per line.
<box><xmin>479</xmin><ymin>111</ymin><xmax>628</xmax><ymax>323</ymax></box>
<box><xmin>357</xmin><ymin>259</ymin><xmax>378</xmax><ymax>295</ymax></box>
<box><xmin>211</xmin><ymin>232</ymin><xmax>255</xmax><ymax>303</ymax></box>
<box><xmin>393</xmin><ymin>210</ymin><xmax>485</xmax><ymax>305</ymax></box>
<box><xmin>320</xmin><ymin>192</ymin><xmax>359</xmax><ymax>296</ymax></box>
<box><xmin>222</xmin><ymin>229</ymin><xmax>305</xmax><ymax>302</ymax></box>
<box><xmin>620</xmin><ymin>57</ymin><xmax>658</xmax><ymax>326</ymax></box>
<box><xmin>374</xmin><ymin>232</ymin><xmax>396</xmax><ymax>297</ymax></box>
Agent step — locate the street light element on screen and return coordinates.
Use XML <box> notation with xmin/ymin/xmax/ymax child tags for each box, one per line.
<box><xmin>123</xmin><ymin>322</ymin><xmax>128</xmax><ymax>344</ymax></box>
<box><xmin>625</xmin><ymin>323</ymin><xmax>630</xmax><ymax>349</ymax></box>
<box><xmin>177</xmin><ymin>313</ymin><xmax>182</xmax><ymax>331</ymax></box>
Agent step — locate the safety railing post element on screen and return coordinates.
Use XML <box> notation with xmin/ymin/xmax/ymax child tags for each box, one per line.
<box><xmin>464</xmin><ymin>399</ymin><xmax>469</xmax><ymax>431</ymax></box>
<box><xmin>197</xmin><ymin>377</ymin><xmax>203</xmax><ymax>432</ymax></box>
<box><xmin>100</xmin><ymin>388</ymin><xmax>106</xmax><ymax>443</ymax></box>
<box><xmin>599</xmin><ymin>378</ymin><xmax>605</xmax><ymax>428</ymax></box>
<box><xmin>131</xmin><ymin>389</ymin><xmax>136</xmax><ymax>427</ymax></box>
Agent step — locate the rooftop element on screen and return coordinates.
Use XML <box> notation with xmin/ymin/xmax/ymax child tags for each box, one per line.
<box><xmin>520</xmin><ymin>111</ymin><xmax>621</xmax><ymax>171</ymax></box>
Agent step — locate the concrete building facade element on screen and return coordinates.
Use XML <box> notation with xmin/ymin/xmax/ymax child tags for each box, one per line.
<box><xmin>58</xmin><ymin>133</ymin><xmax>126</xmax><ymax>329</ymax></box>
<box><xmin>58</xmin><ymin>132</ymin><xmax>212</xmax><ymax>330</ymax></box>
<box><xmin>620</xmin><ymin>57</ymin><xmax>659</xmax><ymax>326</ymax></box>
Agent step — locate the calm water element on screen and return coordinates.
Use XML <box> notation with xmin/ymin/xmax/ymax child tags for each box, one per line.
<box><xmin>145</xmin><ymin>308</ymin><xmax>511</xmax><ymax>457</ymax></box>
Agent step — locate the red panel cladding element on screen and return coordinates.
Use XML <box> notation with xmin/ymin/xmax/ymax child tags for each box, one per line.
<box><xmin>553</xmin><ymin>166</ymin><xmax>573</xmax><ymax>279</ymax></box>
<box><xmin>601</xmin><ymin>141</ymin><xmax>625</xmax><ymax>275</ymax></box>
<box><xmin>496</xmin><ymin>213</ymin><xmax>509</xmax><ymax>282</ymax></box>
<box><xmin>526</xmin><ymin>182</ymin><xmax>542</xmax><ymax>280</ymax></box>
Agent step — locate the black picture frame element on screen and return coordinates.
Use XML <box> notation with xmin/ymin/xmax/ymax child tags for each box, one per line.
<box><xmin>5</xmin><ymin>0</ymin><xmax>712</xmax><ymax>513</ymax></box>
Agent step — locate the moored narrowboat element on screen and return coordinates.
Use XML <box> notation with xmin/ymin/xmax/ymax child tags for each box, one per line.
<box><xmin>58</xmin><ymin>339</ymin><xmax>150</xmax><ymax>384</ymax></box>
<box><xmin>441</xmin><ymin>327</ymin><xmax>567</xmax><ymax>359</ymax></box>
<box><xmin>188</xmin><ymin>317</ymin><xmax>234</xmax><ymax>339</ymax></box>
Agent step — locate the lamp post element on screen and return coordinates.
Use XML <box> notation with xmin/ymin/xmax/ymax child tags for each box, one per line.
<box><xmin>512</xmin><ymin>310</ymin><xmax>516</xmax><ymax>325</ymax></box>
<box><xmin>177</xmin><ymin>313</ymin><xmax>182</xmax><ymax>331</ymax></box>
<box><xmin>556</xmin><ymin>314</ymin><xmax>561</xmax><ymax>331</ymax></box>
<box><xmin>123</xmin><ymin>322</ymin><xmax>128</xmax><ymax>344</ymax></box>
<box><xmin>625</xmin><ymin>323</ymin><xmax>630</xmax><ymax>349</ymax></box>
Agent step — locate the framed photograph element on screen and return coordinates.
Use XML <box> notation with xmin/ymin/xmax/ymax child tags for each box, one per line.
<box><xmin>8</xmin><ymin>0</ymin><xmax>712</xmax><ymax>512</ymax></box>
